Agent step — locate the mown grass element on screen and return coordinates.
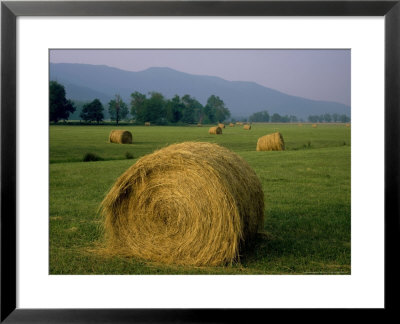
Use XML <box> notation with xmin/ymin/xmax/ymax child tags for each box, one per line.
<box><xmin>49</xmin><ymin>123</ymin><xmax>350</xmax><ymax>274</ymax></box>
<box><xmin>50</xmin><ymin>123</ymin><xmax>350</xmax><ymax>163</ymax></box>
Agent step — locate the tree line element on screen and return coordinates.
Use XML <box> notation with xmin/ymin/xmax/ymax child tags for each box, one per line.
<box><xmin>49</xmin><ymin>81</ymin><xmax>231</xmax><ymax>124</ymax></box>
<box><xmin>50</xmin><ymin>82</ymin><xmax>351</xmax><ymax>125</ymax></box>
<box><xmin>248</xmin><ymin>110</ymin><xmax>351</xmax><ymax>123</ymax></box>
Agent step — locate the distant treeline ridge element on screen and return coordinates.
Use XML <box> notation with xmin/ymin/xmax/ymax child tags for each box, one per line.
<box><xmin>50</xmin><ymin>81</ymin><xmax>350</xmax><ymax>124</ymax></box>
<box><xmin>248</xmin><ymin>110</ymin><xmax>350</xmax><ymax>123</ymax></box>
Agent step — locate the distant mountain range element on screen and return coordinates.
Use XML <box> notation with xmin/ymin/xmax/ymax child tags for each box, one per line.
<box><xmin>50</xmin><ymin>63</ymin><xmax>350</xmax><ymax>120</ymax></box>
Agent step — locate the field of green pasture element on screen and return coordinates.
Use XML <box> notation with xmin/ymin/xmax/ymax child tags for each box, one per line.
<box><xmin>49</xmin><ymin>123</ymin><xmax>351</xmax><ymax>274</ymax></box>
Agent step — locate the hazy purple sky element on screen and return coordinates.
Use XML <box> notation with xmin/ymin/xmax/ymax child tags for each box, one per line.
<box><xmin>50</xmin><ymin>49</ymin><xmax>350</xmax><ymax>106</ymax></box>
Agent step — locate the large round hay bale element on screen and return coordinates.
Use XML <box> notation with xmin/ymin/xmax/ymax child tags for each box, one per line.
<box><xmin>209</xmin><ymin>126</ymin><xmax>222</xmax><ymax>134</ymax></box>
<box><xmin>218</xmin><ymin>123</ymin><xmax>225</xmax><ymax>128</ymax></box>
<box><xmin>256</xmin><ymin>132</ymin><xmax>285</xmax><ymax>151</ymax></box>
<box><xmin>100</xmin><ymin>142</ymin><xmax>264</xmax><ymax>266</ymax></box>
<box><xmin>243</xmin><ymin>124</ymin><xmax>251</xmax><ymax>130</ymax></box>
<box><xmin>109</xmin><ymin>130</ymin><xmax>133</xmax><ymax>144</ymax></box>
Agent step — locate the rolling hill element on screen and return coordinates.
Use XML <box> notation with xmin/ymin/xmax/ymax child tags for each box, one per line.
<box><xmin>50</xmin><ymin>63</ymin><xmax>350</xmax><ymax>120</ymax></box>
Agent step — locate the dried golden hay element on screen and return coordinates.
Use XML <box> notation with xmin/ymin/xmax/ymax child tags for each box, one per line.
<box><xmin>209</xmin><ymin>126</ymin><xmax>222</xmax><ymax>134</ymax></box>
<box><xmin>197</xmin><ymin>123</ymin><xmax>202</xmax><ymax>127</ymax></box>
<box><xmin>229</xmin><ymin>123</ymin><xmax>234</xmax><ymax>127</ymax></box>
<box><xmin>100</xmin><ymin>142</ymin><xmax>265</xmax><ymax>266</ymax></box>
<box><xmin>346</xmin><ymin>123</ymin><xmax>350</xmax><ymax>127</ymax></box>
<box><xmin>109</xmin><ymin>130</ymin><xmax>133</xmax><ymax>144</ymax></box>
<box><xmin>145</xmin><ymin>122</ymin><xmax>150</xmax><ymax>126</ymax></box>
<box><xmin>256</xmin><ymin>132</ymin><xmax>285</xmax><ymax>151</ymax></box>
<box><xmin>243</xmin><ymin>124</ymin><xmax>251</xmax><ymax>130</ymax></box>
<box><xmin>312</xmin><ymin>124</ymin><xmax>317</xmax><ymax>128</ymax></box>
<box><xmin>218</xmin><ymin>123</ymin><xmax>225</xmax><ymax>128</ymax></box>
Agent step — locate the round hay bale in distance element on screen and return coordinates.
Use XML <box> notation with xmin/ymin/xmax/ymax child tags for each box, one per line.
<box><xmin>109</xmin><ymin>130</ymin><xmax>133</xmax><ymax>144</ymax></box>
<box><xmin>209</xmin><ymin>126</ymin><xmax>222</xmax><ymax>134</ymax></box>
<box><xmin>145</xmin><ymin>122</ymin><xmax>150</xmax><ymax>126</ymax></box>
<box><xmin>218</xmin><ymin>123</ymin><xmax>225</xmax><ymax>128</ymax></box>
<box><xmin>100</xmin><ymin>142</ymin><xmax>265</xmax><ymax>266</ymax></box>
<box><xmin>312</xmin><ymin>123</ymin><xmax>317</xmax><ymax>128</ymax></box>
<box><xmin>256</xmin><ymin>132</ymin><xmax>285</xmax><ymax>151</ymax></box>
<box><xmin>229</xmin><ymin>123</ymin><xmax>234</xmax><ymax>127</ymax></box>
<box><xmin>243</xmin><ymin>124</ymin><xmax>251</xmax><ymax>130</ymax></box>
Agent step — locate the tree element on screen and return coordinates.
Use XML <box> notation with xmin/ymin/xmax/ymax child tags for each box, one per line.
<box><xmin>204</xmin><ymin>95</ymin><xmax>230</xmax><ymax>123</ymax></box>
<box><xmin>203</xmin><ymin>104</ymin><xmax>216</xmax><ymax>124</ymax></box>
<box><xmin>142</xmin><ymin>92</ymin><xmax>166</xmax><ymax>124</ymax></box>
<box><xmin>49</xmin><ymin>81</ymin><xmax>76</xmax><ymax>123</ymax></box>
<box><xmin>271</xmin><ymin>113</ymin><xmax>282</xmax><ymax>122</ymax></box>
<box><xmin>181</xmin><ymin>95</ymin><xmax>203</xmax><ymax>124</ymax></box>
<box><xmin>166</xmin><ymin>95</ymin><xmax>184</xmax><ymax>123</ymax></box>
<box><xmin>308</xmin><ymin>115</ymin><xmax>319</xmax><ymax>123</ymax></box>
<box><xmin>80</xmin><ymin>99</ymin><xmax>104</xmax><ymax>124</ymax></box>
<box><xmin>130</xmin><ymin>91</ymin><xmax>147</xmax><ymax>122</ymax></box>
<box><xmin>109</xmin><ymin>95</ymin><xmax>129</xmax><ymax>124</ymax></box>
<box><xmin>249</xmin><ymin>110</ymin><xmax>270</xmax><ymax>122</ymax></box>
<box><xmin>323</xmin><ymin>113</ymin><xmax>332</xmax><ymax>123</ymax></box>
<box><xmin>280</xmin><ymin>115</ymin><xmax>290</xmax><ymax>123</ymax></box>
<box><xmin>339</xmin><ymin>114</ymin><xmax>350</xmax><ymax>123</ymax></box>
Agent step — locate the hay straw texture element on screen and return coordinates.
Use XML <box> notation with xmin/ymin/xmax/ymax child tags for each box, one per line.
<box><xmin>229</xmin><ymin>123</ymin><xmax>234</xmax><ymax>127</ymax></box>
<box><xmin>100</xmin><ymin>142</ymin><xmax>265</xmax><ymax>266</ymax></box>
<box><xmin>243</xmin><ymin>124</ymin><xmax>251</xmax><ymax>130</ymax></box>
<box><xmin>109</xmin><ymin>130</ymin><xmax>133</xmax><ymax>144</ymax></box>
<box><xmin>256</xmin><ymin>132</ymin><xmax>285</xmax><ymax>151</ymax></box>
<box><xmin>312</xmin><ymin>124</ymin><xmax>317</xmax><ymax>128</ymax></box>
<box><xmin>218</xmin><ymin>123</ymin><xmax>225</xmax><ymax>128</ymax></box>
<box><xmin>346</xmin><ymin>123</ymin><xmax>350</xmax><ymax>127</ymax></box>
<box><xmin>145</xmin><ymin>122</ymin><xmax>150</xmax><ymax>126</ymax></box>
<box><xmin>209</xmin><ymin>126</ymin><xmax>222</xmax><ymax>134</ymax></box>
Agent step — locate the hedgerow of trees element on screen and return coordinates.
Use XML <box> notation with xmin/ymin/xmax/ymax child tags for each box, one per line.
<box><xmin>308</xmin><ymin>113</ymin><xmax>350</xmax><ymax>123</ymax></box>
<box><xmin>249</xmin><ymin>110</ymin><xmax>270</xmax><ymax>122</ymax></box>
<box><xmin>248</xmin><ymin>110</ymin><xmax>350</xmax><ymax>123</ymax></box>
<box><xmin>248</xmin><ymin>111</ymin><xmax>298</xmax><ymax>123</ymax></box>
<box><xmin>130</xmin><ymin>92</ymin><xmax>230</xmax><ymax>125</ymax></box>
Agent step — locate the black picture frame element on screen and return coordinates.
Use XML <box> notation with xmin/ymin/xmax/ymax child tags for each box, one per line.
<box><xmin>1</xmin><ymin>0</ymin><xmax>399</xmax><ymax>322</ymax></box>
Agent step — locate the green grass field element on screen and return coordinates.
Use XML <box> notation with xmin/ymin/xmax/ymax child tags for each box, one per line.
<box><xmin>50</xmin><ymin>123</ymin><xmax>351</xmax><ymax>274</ymax></box>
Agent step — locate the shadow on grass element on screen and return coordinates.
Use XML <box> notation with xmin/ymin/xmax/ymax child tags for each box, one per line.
<box><xmin>239</xmin><ymin>231</ymin><xmax>295</xmax><ymax>266</ymax></box>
